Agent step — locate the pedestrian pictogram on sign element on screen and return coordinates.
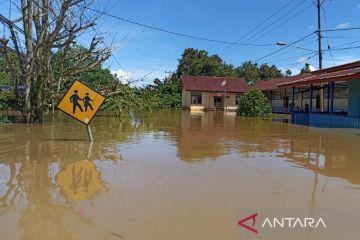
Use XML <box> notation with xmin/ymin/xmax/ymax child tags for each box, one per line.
<box><xmin>57</xmin><ymin>80</ymin><xmax>105</xmax><ymax>125</ymax></box>
<box><xmin>56</xmin><ymin>160</ymin><xmax>103</xmax><ymax>202</ymax></box>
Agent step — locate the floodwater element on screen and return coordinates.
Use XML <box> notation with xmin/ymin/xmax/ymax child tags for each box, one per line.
<box><xmin>1</xmin><ymin>111</ymin><xmax>360</xmax><ymax>240</ymax></box>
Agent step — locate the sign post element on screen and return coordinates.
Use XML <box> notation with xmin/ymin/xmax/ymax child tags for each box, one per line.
<box><xmin>57</xmin><ymin>80</ymin><xmax>105</xmax><ymax>141</ymax></box>
<box><xmin>87</xmin><ymin>125</ymin><xmax>94</xmax><ymax>142</ymax></box>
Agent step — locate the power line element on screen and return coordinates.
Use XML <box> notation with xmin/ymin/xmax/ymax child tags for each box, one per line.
<box><xmin>218</xmin><ymin>0</ymin><xmax>299</xmax><ymax>54</ymax></box>
<box><xmin>278</xmin><ymin>43</ymin><xmax>360</xmax><ymax>70</ymax></box>
<box><xmin>321</xmin><ymin>27</ymin><xmax>360</xmax><ymax>32</ymax></box>
<box><xmin>241</xmin><ymin>0</ymin><xmax>309</xmax><ymax>45</ymax></box>
<box><xmin>81</xmin><ymin>5</ymin><xmax>280</xmax><ymax>47</ymax></box>
<box><xmin>266</xmin><ymin>51</ymin><xmax>316</xmax><ymax>64</ymax></box>
<box><xmin>83</xmin><ymin>14</ymin><xmax>127</xmax><ymax>72</ymax></box>
<box><xmin>320</xmin><ymin>1</ymin><xmax>335</xmax><ymax>65</ymax></box>
<box><xmin>279</xmin><ymin>53</ymin><xmax>318</xmax><ymax>69</ymax></box>
<box><xmin>221</xmin><ymin>0</ymin><xmax>312</xmax><ymax>58</ymax></box>
<box><xmin>253</xmin><ymin>32</ymin><xmax>316</xmax><ymax>63</ymax></box>
<box><xmin>266</xmin><ymin>38</ymin><xmax>318</xmax><ymax>60</ymax></box>
<box><xmin>326</xmin><ymin>36</ymin><xmax>360</xmax><ymax>39</ymax></box>
<box><xmin>332</xmin><ymin>39</ymin><xmax>360</xmax><ymax>48</ymax></box>
<box><xmin>329</xmin><ymin>45</ymin><xmax>360</xmax><ymax>51</ymax></box>
<box><xmin>249</xmin><ymin>3</ymin><xmax>312</xmax><ymax>44</ymax></box>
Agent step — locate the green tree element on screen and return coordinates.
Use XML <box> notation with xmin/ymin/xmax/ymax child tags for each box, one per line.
<box><xmin>235</xmin><ymin>61</ymin><xmax>261</xmax><ymax>83</ymax></box>
<box><xmin>0</xmin><ymin>57</ymin><xmax>11</xmax><ymax>85</ymax></box>
<box><xmin>259</xmin><ymin>64</ymin><xmax>283</xmax><ymax>80</ymax></box>
<box><xmin>176</xmin><ymin>48</ymin><xmax>283</xmax><ymax>84</ymax></box>
<box><xmin>235</xmin><ymin>61</ymin><xmax>283</xmax><ymax>84</ymax></box>
<box><xmin>285</xmin><ymin>69</ymin><xmax>292</xmax><ymax>76</ymax></box>
<box><xmin>0</xmin><ymin>0</ymin><xmax>110</xmax><ymax>123</ymax></box>
<box><xmin>237</xmin><ymin>88</ymin><xmax>272</xmax><ymax>119</ymax></box>
<box><xmin>300</xmin><ymin>63</ymin><xmax>312</xmax><ymax>74</ymax></box>
<box><xmin>177</xmin><ymin>48</ymin><xmax>237</xmax><ymax>77</ymax></box>
<box><xmin>0</xmin><ymin>53</ymin><xmax>20</xmax><ymax>86</ymax></box>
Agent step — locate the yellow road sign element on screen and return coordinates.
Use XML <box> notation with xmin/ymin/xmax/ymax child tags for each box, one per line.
<box><xmin>57</xmin><ymin>80</ymin><xmax>105</xmax><ymax>125</ymax></box>
<box><xmin>56</xmin><ymin>160</ymin><xmax>104</xmax><ymax>202</ymax></box>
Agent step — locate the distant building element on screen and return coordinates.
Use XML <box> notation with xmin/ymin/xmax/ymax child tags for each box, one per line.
<box><xmin>277</xmin><ymin>60</ymin><xmax>360</xmax><ymax>128</ymax></box>
<box><xmin>181</xmin><ymin>76</ymin><xmax>249</xmax><ymax>111</ymax></box>
<box><xmin>253</xmin><ymin>73</ymin><xmax>348</xmax><ymax>114</ymax></box>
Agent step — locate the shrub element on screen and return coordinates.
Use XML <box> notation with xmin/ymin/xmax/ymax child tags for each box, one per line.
<box><xmin>237</xmin><ymin>88</ymin><xmax>272</xmax><ymax>119</ymax></box>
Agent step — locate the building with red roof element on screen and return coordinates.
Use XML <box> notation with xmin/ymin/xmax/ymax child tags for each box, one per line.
<box><xmin>253</xmin><ymin>71</ymin><xmax>348</xmax><ymax>114</ymax></box>
<box><xmin>181</xmin><ymin>75</ymin><xmax>249</xmax><ymax>111</ymax></box>
<box><xmin>253</xmin><ymin>74</ymin><xmax>314</xmax><ymax>113</ymax></box>
<box><xmin>269</xmin><ymin>60</ymin><xmax>360</xmax><ymax>128</ymax></box>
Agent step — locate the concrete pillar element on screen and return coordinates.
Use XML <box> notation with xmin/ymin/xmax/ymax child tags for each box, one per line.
<box><xmin>327</xmin><ymin>84</ymin><xmax>330</xmax><ymax>112</ymax></box>
<box><xmin>291</xmin><ymin>86</ymin><xmax>295</xmax><ymax>112</ymax></box>
<box><xmin>310</xmin><ymin>84</ymin><xmax>313</xmax><ymax>113</ymax></box>
<box><xmin>348</xmin><ymin>80</ymin><xmax>360</xmax><ymax>118</ymax></box>
<box><xmin>329</xmin><ymin>81</ymin><xmax>335</xmax><ymax>114</ymax></box>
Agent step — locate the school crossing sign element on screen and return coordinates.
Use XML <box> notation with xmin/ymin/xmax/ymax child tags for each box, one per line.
<box><xmin>57</xmin><ymin>80</ymin><xmax>105</xmax><ymax>125</ymax></box>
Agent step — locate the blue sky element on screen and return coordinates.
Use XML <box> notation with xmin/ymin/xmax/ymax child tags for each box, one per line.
<box><xmin>1</xmin><ymin>0</ymin><xmax>360</xmax><ymax>85</ymax></box>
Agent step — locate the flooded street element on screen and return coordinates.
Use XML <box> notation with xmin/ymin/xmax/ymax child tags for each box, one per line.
<box><xmin>1</xmin><ymin>111</ymin><xmax>360</xmax><ymax>240</ymax></box>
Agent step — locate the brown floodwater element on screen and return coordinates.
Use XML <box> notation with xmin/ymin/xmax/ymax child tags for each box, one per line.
<box><xmin>1</xmin><ymin>111</ymin><xmax>360</xmax><ymax>240</ymax></box>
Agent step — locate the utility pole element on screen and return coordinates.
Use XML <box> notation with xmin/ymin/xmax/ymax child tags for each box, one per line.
<box><xmin>317</xmin><ymin>0</ymin><xmax>324</xmax><ymax>112</ymax></box>
<box><xmin>317</xmin><ymin>0</ymin><xmax>323</xmax><ymax>70</ymax></box>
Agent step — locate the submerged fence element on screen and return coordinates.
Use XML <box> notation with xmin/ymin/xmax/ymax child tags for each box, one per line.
<box><xmin>292</xmin><ymin>112</ymin><xmax>360</xmax><ymax>128</ymax></box>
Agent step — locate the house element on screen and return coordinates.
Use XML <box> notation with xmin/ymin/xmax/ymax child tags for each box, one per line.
<box><xmin>254</xmin><ymin>73</ymin><xmax>348</xmax><ymax>114</ymax></box>
<box><xmin>276</xmin><ymin>60</ymin><xmax>360</xmax><ymax>128</ymax></box>
<box><xmin>181</xmin><ymin>76</ymin><xmax>249</xmax><ymax>111</ymax></box>
<box><xmin>253</xmin><ymin>74</ymin><xmax>310</xmax><ymax>113</ymax></box>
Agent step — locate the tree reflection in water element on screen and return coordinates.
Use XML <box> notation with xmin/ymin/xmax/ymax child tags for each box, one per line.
<box><xmin>1</xmin><ymin>111</ymin><xmax>360</xmax><ymax>239</ymax></box>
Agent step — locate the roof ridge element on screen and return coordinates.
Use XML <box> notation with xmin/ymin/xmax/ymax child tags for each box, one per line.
<box><xmin>181</xmin><ymin>75</ymin><xmax>246</xmax><ymax>80</ymax></box>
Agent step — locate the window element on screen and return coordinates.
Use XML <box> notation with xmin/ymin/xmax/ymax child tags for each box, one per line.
<box><xmin>191</xmin><ymin>92</ymin><xmax>202</xmax><ymax>104</ymax></box>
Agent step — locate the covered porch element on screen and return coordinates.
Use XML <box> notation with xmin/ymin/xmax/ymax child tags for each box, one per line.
<box><xmin>278</xmin><ymin>61</ymin><xmax>360</xmax><ymax>128</ymax></box>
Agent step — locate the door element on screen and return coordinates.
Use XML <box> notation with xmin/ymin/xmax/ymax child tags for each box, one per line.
<box><xmin>214</xmin><ymin>97</ymin><xmax>223</xmax><ymax>108</ymax></box>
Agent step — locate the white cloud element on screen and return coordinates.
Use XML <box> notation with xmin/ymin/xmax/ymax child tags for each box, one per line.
<box><xmin>307</xmin><ymin>25</ymin><xmax>314</xmax><ymax>30</ymax></box>
<box><xmin>290</xmin><ymin>68</ymin><xmax>301</xmax><ymax>75</ymax></box>
<box><xmin>295</xmin><ymin>57</ymin><xmax>317</xmax><ymax>72</ymax></box>
<box><xmin>336</xmin><ymin>22</ymin><xmax>350</xmax><ymax>29</ymax></box>
<box><xmin>309</xmin><ymin>65</ymin><xmax>316</xmax><ymax>71</ymax></box>
<box><xmin>110</xmin><ymin>58</ymin><xmax>177</xmax><ymax>87</ymax></box>
<box><xmin>280</xmin><ymin>67</ymin><xmax>301</xmax><ymax>75</ymax></box>
<box><xmin>112</xmin><ymin>69</ymin><xmax>130</xmax><ymax>84</ymax></box>
<box><xmin>297</xmin><ymin>56</ymin><xmax>307</xmax><ymax>63</ymax></box>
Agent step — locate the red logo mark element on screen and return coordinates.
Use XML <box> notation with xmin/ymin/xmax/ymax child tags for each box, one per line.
<box><xmin>237</xmin><ymin>213</ymin><xmax>258</xmax><ymax>234</ymax></box>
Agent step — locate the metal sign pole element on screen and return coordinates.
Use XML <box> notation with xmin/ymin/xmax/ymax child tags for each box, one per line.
<box><xmin>87</xmin><ymin>125</ymin><xmax>94</xmax><ymax>142</ymax></box>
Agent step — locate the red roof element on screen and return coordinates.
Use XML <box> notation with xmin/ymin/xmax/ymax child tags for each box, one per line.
<box><xmin>311</xmin><ymin>60</ymin><xmax>360</xmax><ymax>74</ymax></box>
<box><xmin>253</xmin><ymin>73</ymin><xmax>311</xmax><ymax>91</ymax></box>
<box><xmin>181</xmin><ymin>75</ymin><xmax>249</xmax><ymax>93</ymax></box>
<box><xmin>278</xmin><ymin>61</ymin><xmax>360</xmax><ymax>88</ymax></box>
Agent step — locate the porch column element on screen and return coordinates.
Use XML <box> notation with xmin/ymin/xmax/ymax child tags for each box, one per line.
<box><xmin>310</xmin><ymin>84</ymin><xmax>313</xmax><ymax>113</ymax></box>
<box><xmin>327</xmin><ymin>84</ymin><xmax>330</xmax><ymax>112</ymax></box>
<box><xmin>291</xmin><ymin>86</ymin><xmax>295</xmax><ymax>112</ymax></box>
<box><xmin>329</xmin><ymin>81</ymin><xmax>335</xmax><ymax>114</ymax></box>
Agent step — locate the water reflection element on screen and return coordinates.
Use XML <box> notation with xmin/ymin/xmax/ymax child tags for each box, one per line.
<box><xmin>0</xmin><ymin>121</ymin><xmax>121</xmax><ymax>240</ymax></box>
<box><xmin>0</xmin><ymin>111</ymin><xmax>360</xmax><ymax>239</ymax></box>
<box><xmin>56</xmin><ymin>159</ymin><xmax>104</xmax><ymax>202</ymax></box>
<box><xmin>0</xmin><ymin>138</ymin><xmax>94</xmax><ymax>239</ymax></box>
<box><xmin>171</xmin><ymin>111</ymin><xmax>360</xmax><ymax>185</ymax></box>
